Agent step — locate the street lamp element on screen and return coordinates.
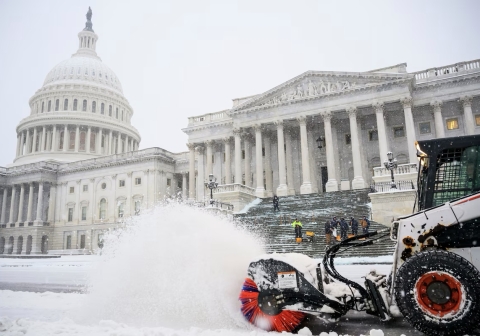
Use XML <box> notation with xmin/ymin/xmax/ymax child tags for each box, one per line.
<box><xmin>383</xmin><ymin>151</ymin><xmax>398</xmax><ymax>189</ymax></box>
<box><xmin>204</xmin><ymin>173</ymin><xmax>218</xmax><ymax>206</ymax></box>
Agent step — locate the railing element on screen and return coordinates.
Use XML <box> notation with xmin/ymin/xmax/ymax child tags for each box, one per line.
<box><xmin>369</xmin><ymin>180</ymin><xmax>415</xmax><ymax>193</ymax></box>
<box><xmin>373</xmin><ymin>163</ymin><xmax>417</xmax><ymax>177</ymax></box>
<box><xmin>414</xmin><ymin>59</ymin><xmax>480</xmax><ymax>81</ymax></box>
<box><xmin>7</xmin><ymin>161</ymin><xmax>59</xmax><ymax>174</ymax></box>
<box><xmin>212</xmin><ymin>183</ymin><xmax>255</xmax><ymax>195</ymax></box>
<box><xmin>203</xmin><ymin>200</ymin><xmax>234</xmax><ymax>211</ymax></box>
<box><xmin>188</xmin><ymin>110</ymin><xmax>230</xmax><ymax>125</ymax></box>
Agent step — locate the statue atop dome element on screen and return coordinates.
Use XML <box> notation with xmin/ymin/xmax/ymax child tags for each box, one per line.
<box><xmin>83</xmin><ymin>7</ymin><xmax>94</xmax><ymax>32</ymax></box>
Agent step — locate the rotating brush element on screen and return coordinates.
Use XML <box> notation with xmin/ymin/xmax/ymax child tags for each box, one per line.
<box><xmin>239</xmin><ymin>278</ymin><xmax>305</xmax><ymax>332</ymax></box>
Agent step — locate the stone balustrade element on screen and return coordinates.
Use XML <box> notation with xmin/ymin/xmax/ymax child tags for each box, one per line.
<box><xmin>373</xmin><ymin>163</ymin><xmax>417</xmax><ymax>177</ymax></box>
<box><xmin>414</xmin><ymin>58</ymin><xmax>480</xmax><ymax>81</ymax></box>
<box><xmin>213</xmin><ymin>183</ymin><xmax>255</xmax><ymax>195</ymax></box>
<box><xmin>188</xmin><ymin>110</ymin><xmax>230</xmax><ymax>125</ymax></box>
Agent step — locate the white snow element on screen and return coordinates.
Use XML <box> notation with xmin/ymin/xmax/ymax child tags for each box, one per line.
<box><xmin>235</xmin><ymin>198</ymin><xmax>262</xmax><ymax>214</ymax></box>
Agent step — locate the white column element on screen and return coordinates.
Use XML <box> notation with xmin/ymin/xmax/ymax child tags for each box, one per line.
<box><xmin>298</xmin><ymin>116</ymin><xmax>313</xmax><ymax>194</ymax></box>
<box><xmin>205</xmin><ymin>140</ymin><xmax>213</xmax><ymax>175</ymax></box>
<box><xmin>35</xmin><ymin>182</ymin><xmax>44</xmax><ymax>222</ymax></box>
<box><xmin>431</xmin><ymin>101</ymin><xmax>445</xmax><ymax>138</ymax></box>
<box><xmin>374</xmin><ymin>102</ymin><xmax>389</xmax><ymax>162</ymax></box>
<box><xmin>16</xmin><ymin>184</ymin><xmax>25</xmax><ymax>224</ymax></box>
<box><xmin>32</xmin><ymin>128</ymin><xmax>38</xmax><ymax>152</ymax></box>
<box><xmin>47</xmin><ymin>183</ymin><xmax>56</xmax><ymax>223</ymax></box>
<box><xmin>401</xmin><ymin>98</ymin><xmax>418</xmax><ymax>163</ymax></box>
<box><xmin>461</xmin><ymin>96</ymin><xmax>474</xmax><ymax>135</ymax></box>
<box><xmin>20</xmin><ymin>132</ymin><xmax>26</xmax><ymax>155</ymax></box>
<box><xmin>26</xmin><ymin>183</ymin><xmax>34</xmax><ymax>222</ymax></box>
<box><xmin>187</xmin><ymin>143</ymin><xmax>196</xmax><ymax>200</ymax></box>
<box><xmin>86</xmin><ymin>126</ymin><xmax>91</xmax><ymax>153</ymax></box>
<box><xmin>25</xmin><ymin>129</ymin><xmax>31</xmax><ymax>154</ymax></box>
<box><xmin>347</xmin><ymin>107</ymin><xmax>366</xmax><ymax>189</ymax></box>
<box><xmin>16</xmin><ymin>134</ymin><xmax>21</xmax><ymax>157</ymax></box>
<box><xmin>182</xmin><ymin>172</ymin><xmax>188</xmax><ymax>199</ymax></box>
<box><xmin>63</xmin><ymin>125</ymin><xmax>68</xmax><ymax>152</ymax></box>
<box><xmin>284</xmin><ymin>129</ymin><xmax>295</xmax><ymax>195</ymax></box>
<box><xmin>74</xmin><ymin>126</ymin><xmax>80</xmax><ymax>152</ymax></box>
<box><xmin>254</xmin><ymin>124</ymin><xmax>265</xmax><ymax>197</ymax></box>
<box><xmin>223</xmin><ymin>138</ymin><xmax>232</xmax><ymax>184</ymax></box>
<box><xmin>109</xmin><ymin>130</ymin><xmax>113</xmax><ymax>154</ymax></box>
<box><xmin>233</xmin><ymin>129</ymin><xmax>242</xmax><ymax>184</ymax></box>
<box><xmin>264</xmin><ymin>132</ymin><xmax>273</xmax><ymax>197</ymax></box>
<box><xmin>275</xmin><ymin>120</ymin><xmax>288</xmax><ymax>196</ymax></box>
<box><xmin>322</xmin><ymin>111</ymin><xmax>338</xmax><ymax>192</ymax></box>
<box><xmin>9</xmin><ymin>186</ymin><xmax>16</xmax><ymax>223</ymax></box>
<box><xmin>0</xmin><ymin>188</ymin><xmax>7</xmax><ymax>224</ymax></box>
<box><xmin>97</xmin><ymin>129</ymin><xmax>103</xmax><ymax>154</ymax></box>
<box><xmin>244</xmin><ymin>135</ymin><xmax>251</xmax><ymax>187</ymax></box>
<box><xmin>41</xmin><ymin>126</ymin><xmax>46</xmax><ymax>152</ymax></box>
<box><xmin>46</xmin><ymin>129</ymin><xmax>52</xmax><ymax>151</ymax></box>
<box><xmin>196</xmin><ymin>146</ymin><xmax>205</xmax><ymax>200</ymax></box>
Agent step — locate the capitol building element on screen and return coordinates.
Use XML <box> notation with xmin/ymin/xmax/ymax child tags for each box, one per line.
<box><xmin>1</xmin><ymin>9</ymin><xmax>479</xmax><ymax>254</ymax></box>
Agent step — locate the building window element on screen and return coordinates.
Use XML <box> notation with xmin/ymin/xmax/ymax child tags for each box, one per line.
<box><xmin>345</xmin><ymin>134</ymin><xmax>351</xmax><ymax>145</ymax></box>
<box><xmin>83</xmin><ymin>185</ymin><xmax>88</xmax><ymax>192</ymax></box>
<box><xmin>446</xmin><ymin>118</ymin><xmax>459</xmax><ymax>130</ymax></box>
<box><xmin>73</xmin><ymin>99</ymin><xmax>78</xmax><ymax>111</ymax></box>
<box><xmin>134</xmin><ymin>200</ymin><xmax>141</xmax><ymax>215</ymax></box>
<box><xmin>118</xmin><ymin>202</ymin><xmax>125</xmax><ymax>218</ymax></box>
<box><xmin>135</xmin><ymin>177</ymin><xmax>142</xmax><ymax>185</ymax></box>
<box><xmin>167</xmin><ymin>178</ymin><xmax>171</xmax><ymax>187</ymax></box>
<box><xmin>68</xmin><ymin>208</ymin><xmax>73</xmax><ymax>222</ymax></box>
<box><xmin>64</xmin><ymin>99</ymin><xmax>68</xmax><ymax>110</ymax></box>
<box><xmin>41</xmin><ymin>102</ymin><xmax>44</xmax><ymax>113</ymax></box>
<box><xmin>369</xmin><ymin>130</ymin><xmax>378</xmax><ymax>141</ymax></box>
<box><xmin>419</xmin><ymin>122</ymin><xmax>431</xmax><ymax>134</ymax></box>
<box><xmin>66</xmin><ymin>235</ymin><xmax>72</xmax><ymax>249</ymax></box>
<box><xmin>80</xmin><ymin>235</ymin><xmax>86</xmax><ymax>249</ymax></box>
<box><xmin>109</xmin><ymin>105</ymin><xmax>112</xmax><ymax>116</ymax></box>
<box><xmin>82</xmin><ymin>100</ymin><xmax>87</xmax><ymax>112</ymax></box>
<box><xmin>69</xmin><ymin>186</ymin><xmax>74</xmax><ymax>193</ymax></box>
<box><xmin>393</xmin><ymin>126</ymin><xmax>405</xmax><ymax>138</ymax></box>
<box><xmin>55</xmin><ymin>99</ymin><xmax>59</xmax><ymax>111</ymax></box>
<box><xmin>69</xmin><ymin>131</ymin><xmax>75</xmax><ymax>150</ymax></box>
<box><xmin>119</xmin><ymin>180</ymin><xmax>125</xmax><ymax>187</ymax></box>
<box><xmin>90</xmin><ymin>132</ymin><xmax>96</xmax><ymax>152</ymax></box>
<box><xmin>121</xmin><ymin>110</ymin><xmax>124</xmax><ymax>121</ymax></box>
<box><xmin>59</xmin><ymin>132</ymin><xmax>64</xmax><ymax>150</ymax></box>
<box><xmin>242</xmin><ymin>150</ymin><xmax>245</xmax><ymax>159</ymax></box>
<box><xmin>81</xmin><ymin>206</ymin><xmax>87</xmax><ymax>221</ymax></box>
<box><xmin>79</xmin><ymin>131</ymin><xmax>86</xmax><ymax>151</ymax></box>
<box><xmin>101</xmin><ymin>103</ymin><xmax>105</xmax><ymax>114</ymax></box>
<box><xmin>101</xmin><ymin>183</ymin><xmax>106</xmax><ymax>189</ymax></box>
<box><xmin>99</xmin><ymin>198</ymin><xmax>106</xmax><ymax>220</ymax></box>
<box><xmin>116</xmin><ymin>108</ymin><xmax>119</xmax><ymax>119</ymax></box>
<box><xmin>92</xmin><ymin>101</ymin><xmax>96</xmax><ymax>113</ymax></box>
<box><xmin>48</xmin><ymin>100</ymin><xmax>51</xmax><ymax>112</ymax></box>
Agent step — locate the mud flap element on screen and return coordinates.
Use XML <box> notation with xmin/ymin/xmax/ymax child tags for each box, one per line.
<box><xmin>365</xmin><ymin>279</ymin><xmax>392</xmax><ymax>321</ymax></box>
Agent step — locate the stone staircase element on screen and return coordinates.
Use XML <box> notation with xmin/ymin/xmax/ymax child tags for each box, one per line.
<box><xmin>234</xmin><ymin>189</ymin><xmax>396</xmax><ymax>259</ymax></box>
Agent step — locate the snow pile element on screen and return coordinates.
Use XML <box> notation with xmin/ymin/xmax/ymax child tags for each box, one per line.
<box><xmin>75</xmin><ymin>202</ymin><xmax>264</xmax><ymax>330</ymax></box>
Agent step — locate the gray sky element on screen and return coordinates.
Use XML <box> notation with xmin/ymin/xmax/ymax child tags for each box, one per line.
<box><xmin>1</xmin><ymin>0</ymin><xmax>480</xmax><ymax>166</ymax></box>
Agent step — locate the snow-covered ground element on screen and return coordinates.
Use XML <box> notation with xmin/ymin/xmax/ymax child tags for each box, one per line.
<box><xmin>0</xmin><ymin>203</ymin><xmax>394</xmax><ymax>336</ymax></box>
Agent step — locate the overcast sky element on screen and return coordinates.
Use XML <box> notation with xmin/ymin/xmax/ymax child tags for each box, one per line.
<box><xmin>1</xmin><ymin>0</ymin><xmax>480</xmax><ymax>166</ymax></box>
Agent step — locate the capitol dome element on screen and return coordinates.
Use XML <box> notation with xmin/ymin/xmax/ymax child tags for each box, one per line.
<box><xmin>13</xmin><ymin>8</ymin><xmax>141</xmax><ymax>166</ymax></box>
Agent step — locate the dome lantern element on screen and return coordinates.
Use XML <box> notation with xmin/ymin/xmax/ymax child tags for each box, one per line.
<box><xmin>74</xmin><ymin>7</ymin><xmax>99</xmax><ymax>59</ymax></box>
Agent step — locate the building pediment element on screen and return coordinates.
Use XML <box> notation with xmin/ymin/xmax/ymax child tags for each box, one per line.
<box><xmin>231</xmin><ymin>70</ymin><xmax>413</xmax><ymax>113</ymax></box>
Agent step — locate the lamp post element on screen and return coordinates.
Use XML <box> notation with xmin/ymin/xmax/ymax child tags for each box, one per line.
<box><xmin>383</xmin><ymin>151</ymin><xmax>398</xmax><ymax>189</ymax></box>
<box><xmin>204</xmin><ymin>173</ymin><xmax>218</xmax><ymax>206</ymax></box>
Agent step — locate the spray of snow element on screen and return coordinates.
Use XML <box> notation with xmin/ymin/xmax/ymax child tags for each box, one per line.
<box><xmin>74</xmin><ymin>202</ymin><xmax>264</xmax><ymax>330</ymax></box>
<box><xmin>236</xmin><ymin>198</ymin><xmax>262</xmax><ymax>214</ymax></box>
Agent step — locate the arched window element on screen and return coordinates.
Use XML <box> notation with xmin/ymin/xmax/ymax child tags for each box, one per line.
<box><xmin>48</xmin><ymin>100</ymin><xmax>52</xmax><ymax>112</ymax></box>
<box><xmin>69</xmin><ymin>131</ymin><xmax>75</xmax><ymax>150</ymax></box>
<box><xmin>134</xmin><ymin>201</ymin><xmax>141</xmax><ymax>215</ymax></box>
<box><xmin>90</xmin><ymin>132</ymin><xmax>96</xmax><ymax>152</ymax></box>
<box><xmin>64</xmin><ymin>99</ymin><xmax>68</xmax><ymax>110</ymax></box>
<box><xmin>79</xmin><ymin>131</ymin><xmax>86</xmax><ymax>151</ymax></box>
<box><xmin>82</xmin><ymin>100</ymin><xmax>87</xmax><ymax>112</ymax></box>
<box><xmin>8</xmin><ymin>237</ymin><xmax>14</xmax><ymax>254</ymax></box>
<box><xmin>118</xmin><ymin>201</ymin><xmax>125</xmax><ymax>218</ymax></box>
<box><xmin>108</xmin><ymin>105</ymin><xmax>112</xmax><ymax>116</ymax></box>
<box><xmin>116</xmin><ymin>108</ymin><xmax>119</xmax><ymax>119</ymax></box>
<box><xmin>16</xmin><ymin>236</ymin><xmax>23</xmax><ymax>254</ymax></box>
<box><xmin>92</xmin><ymin>101</ymin><xmax>96</xmax><ymax>113</ymax></box>
<box><xmin>101</xmin><ymin>103</ymin><xmax>105</xmax><ymax>114</ymax></box>
<box><xmin>55</xmin><ymin>99</ymin><xmax>59</xmax><ymax>111</ymax></box>
<box><xmin>26</xmin><ymin>236</ymin><xmax>32</xmax><ymax>254</ymax></box>
<box><xmin>73</xmin><ymin>99</ymin><xmax>78</xmax><ymax>111</ymax></box>
<box><xmin>99</xmin><ymin>198</ymin><xmax>107</xmax><ymax>220</ymax></box>
<box><xmin>41</xmin><ymin>102</ymin><xmax>44</xmax><ymax>113</ymax></box>
<box><xmin>59</xmin><ymin>131</ymin><xmax>64</xmax><ymax>150</ymax></box>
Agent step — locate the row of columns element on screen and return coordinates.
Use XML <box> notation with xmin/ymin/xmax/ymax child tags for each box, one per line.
<box><xmin>431</xmin><ymin>96</ymin><xmax>474</xmax><ymax>138</ymax></box>
<box><xmin>0</xmin><ymin>182</ymin><xmax>55</xmax><ymax>225</ymax></box>
<box><xmin>16</xmin><ymin>125</ymin><xmax>139</xmax><ymax>158</ymax></box>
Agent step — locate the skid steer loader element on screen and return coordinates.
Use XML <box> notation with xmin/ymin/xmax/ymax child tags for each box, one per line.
<box><xmin>239</xmin><ymin>135</ymin><xmax>480</xmax><ymax>335</ymax></box>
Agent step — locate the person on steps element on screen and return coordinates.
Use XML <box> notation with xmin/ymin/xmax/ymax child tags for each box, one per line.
<box><xmin>339</xmin><ymin>217</ymin><xmax>349</xmax><ymax>241</ymax></box>
<box><xmin>292</xmin><ymin>218</ymin><xmax>303</xmax><ymax>241</ymax></box>
<box><xmin>273</xmin><ymin>195</ymin><xmax>280</xmax><ymax>211</ymax></box>
<box><xmin>350</xmin><ymin>216</ymin><xmax>359</xmax><ymax>236</ymax></box>
<box><xmin>325</xmin><ymin>220</ymin><xmax>333</xmax><ymax>246</ymax></box>
<box><xmin>330</xmin><ymin>217</ymin><xmax>338</xmax><ymax>243</ymax></box>
<box><xmin>360</xmin><ymin>216</ymin><xmax>371</xmax><ymax>234</ymax></box>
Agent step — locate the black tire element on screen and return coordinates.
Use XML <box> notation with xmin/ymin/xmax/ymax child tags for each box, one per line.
<box><xmin>394</xmin><ymin>250</ymin><xmax>480</xmax><ymax>336</ymax></box>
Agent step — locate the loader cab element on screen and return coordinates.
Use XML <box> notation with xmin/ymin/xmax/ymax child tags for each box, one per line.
<box><xmin>416</xmin><ymin>135</ymin><xmax>480</xmax><ymax>211</ymax></box>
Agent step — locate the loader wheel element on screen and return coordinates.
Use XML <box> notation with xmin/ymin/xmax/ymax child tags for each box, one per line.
<box><xmin>394</xmin><ymin>250</ymin><xmax>480</xmax><ymax>336</ymax></box>
<box><xmin>239</xmin><ymin>278</ymin><xmax>305</xmax><ymax>332</ymax></box>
